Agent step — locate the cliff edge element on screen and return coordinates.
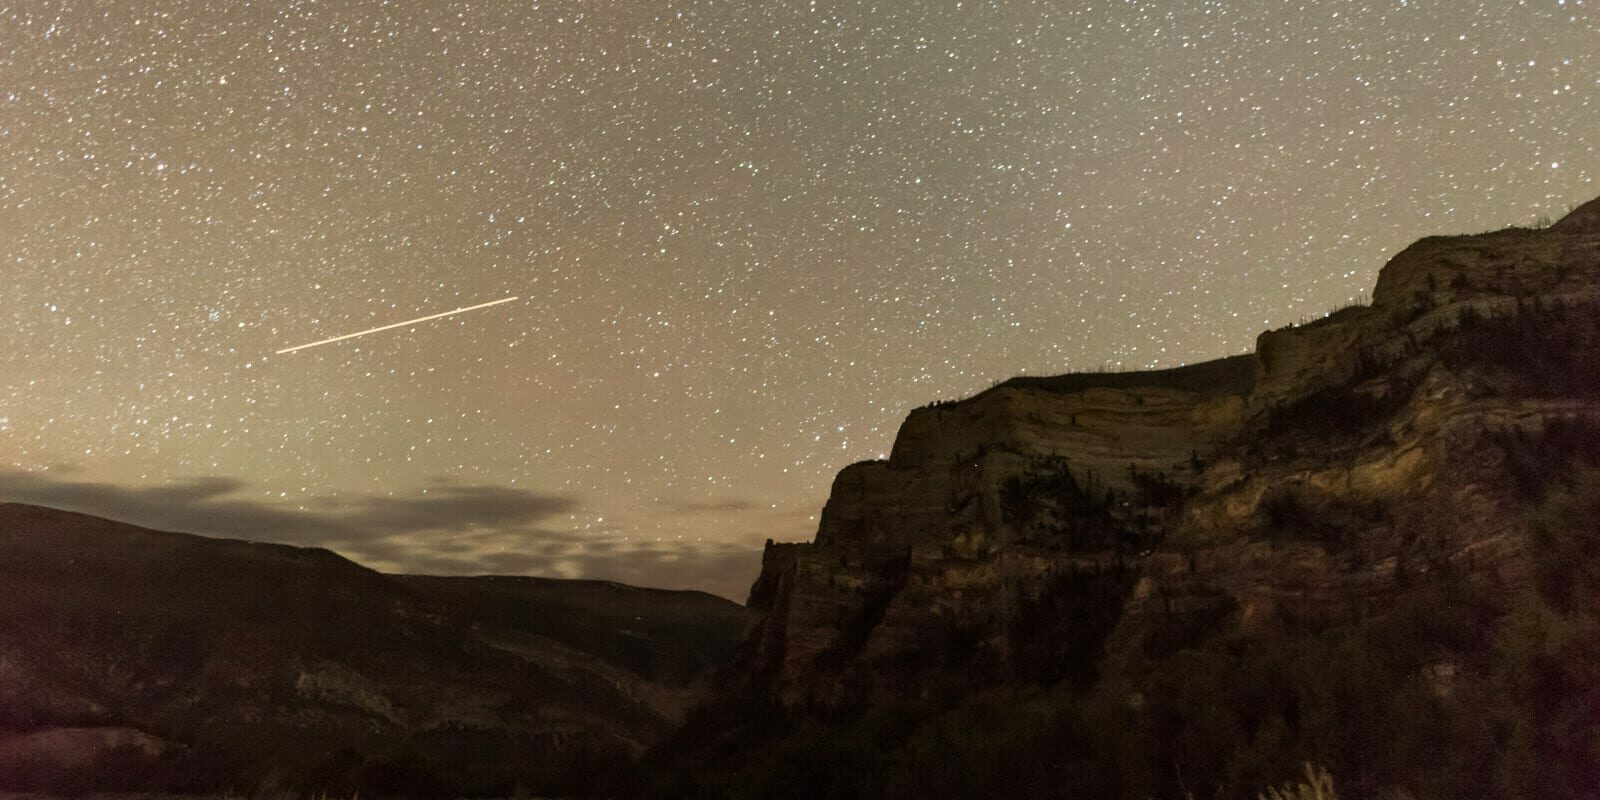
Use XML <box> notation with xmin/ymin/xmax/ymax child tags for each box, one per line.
<box><xmin>673</xmin><ymin>198</ymin><xmax>1600</xmax><ymax>799</ymax></box>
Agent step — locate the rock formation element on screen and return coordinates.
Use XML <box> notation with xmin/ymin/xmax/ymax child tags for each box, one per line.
<box><xmin>728</xmin><ymin>196</ymin><xmax>1600</xmax><ymax>716</ymax></box>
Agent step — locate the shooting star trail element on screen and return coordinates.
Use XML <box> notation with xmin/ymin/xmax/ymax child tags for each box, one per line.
<box><xmin>275</xmin><ymin>296</ymin><xmax>521</xmax><ymax>355</ymax></box>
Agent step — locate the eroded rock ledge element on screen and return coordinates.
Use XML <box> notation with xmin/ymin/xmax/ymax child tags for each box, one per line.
<box><xmin>732</xmin><ymin>197</ymin><xmax>1600</xmax><ymax>709</ymax></box>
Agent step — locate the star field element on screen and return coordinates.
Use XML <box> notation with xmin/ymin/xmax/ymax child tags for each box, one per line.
<box><xmin>2</xmin><ymin>1</ymin><xmax>1596</xmax><ymax>599</ymax></box>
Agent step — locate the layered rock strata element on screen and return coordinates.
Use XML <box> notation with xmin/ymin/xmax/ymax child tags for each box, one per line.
<box><xmin>736</xmin><ymin>197</ymin><xmax>1600</xmax><ymax>708</ymax></box>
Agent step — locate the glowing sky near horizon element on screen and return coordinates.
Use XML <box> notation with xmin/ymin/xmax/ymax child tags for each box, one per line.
<box><xmin>1</xmin><ymin>1</ymin><xmax>1596</xmax><ymax>599</ymax></box>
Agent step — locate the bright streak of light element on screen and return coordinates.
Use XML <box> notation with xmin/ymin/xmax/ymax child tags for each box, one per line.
<box><xmin>274</xmin><ymin>296</ymin><xmax>521</xmax><ymax>355</ymax></box>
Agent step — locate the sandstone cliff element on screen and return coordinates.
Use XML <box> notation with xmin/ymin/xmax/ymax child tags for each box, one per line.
<box><xmin>727</xmin><ymin>196</ymin><xmax>1600</xmax><ymax>719</ymax></box>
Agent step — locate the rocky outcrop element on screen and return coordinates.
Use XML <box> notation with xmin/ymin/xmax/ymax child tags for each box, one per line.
<box><xmin>728</xmin><ymin>198</ymin><xmax>1600</xmax><ymax>711</ymax></box>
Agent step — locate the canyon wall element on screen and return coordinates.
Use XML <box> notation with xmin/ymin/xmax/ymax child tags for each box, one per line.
<box><xmin>730</xmin><ymin>196</ymin><xmax>1600</xmax><ymax>711</ymax></box>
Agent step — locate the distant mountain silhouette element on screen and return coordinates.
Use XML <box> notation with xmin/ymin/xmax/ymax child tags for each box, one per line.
<box><xmin>0</xmin><ymin>503</ymin><xmax>748</xmax><ymax>796</ymax></box>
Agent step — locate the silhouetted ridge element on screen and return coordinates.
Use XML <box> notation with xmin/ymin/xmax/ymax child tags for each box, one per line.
<box><xmin>1552</xmin><ymin>194</ymin><xmax>1600</xmax><ymax>234</ymax></box>
<box><xmin>989</xmin><ymin>352</ymin><xmax>1257</xmax><ymax>399</ymax></box>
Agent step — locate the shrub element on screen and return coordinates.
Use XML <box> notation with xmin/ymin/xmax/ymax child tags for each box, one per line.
<box><xmin>1260</xmin><ymin>764</ymin><xmax>1338</xmax><ymax>800</ymax></box>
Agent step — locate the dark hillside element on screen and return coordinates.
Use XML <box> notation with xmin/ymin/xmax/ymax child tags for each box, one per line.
<box><xmin>0</xmin><ymin>504</ymin><xmax>746</xmax><ymax>796</ymax></box>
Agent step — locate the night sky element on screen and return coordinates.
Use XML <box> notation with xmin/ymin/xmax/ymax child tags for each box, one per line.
<box><xmin>2</xmin><ymin>1</ymin><xmax>1595</xmax><ymax>600</ymax></box>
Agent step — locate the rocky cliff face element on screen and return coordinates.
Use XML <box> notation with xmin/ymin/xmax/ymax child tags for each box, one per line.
<box><xmin>729</xmin><ymin>198</ymin><xmax>1600</xmax><ymax>713</ymax></box>
<box><xmin>0</xmin><ymin>505</ymin><xmax>749</xmax><ymax>795</ymax></box>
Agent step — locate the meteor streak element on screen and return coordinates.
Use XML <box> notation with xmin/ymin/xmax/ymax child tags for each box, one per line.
<box><xmin>275</xmin><ymin>296</ymin><xmax>520</xmax><ymax>354</ymax></box>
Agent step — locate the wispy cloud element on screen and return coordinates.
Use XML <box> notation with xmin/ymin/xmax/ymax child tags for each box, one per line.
<box><xmin>0</xmin><ymin>469</ymin><xmax>766</xmax><ymax>600</ymax></box>
<box><xmin>656</xmin><ymin>498</ymin><xmax>760</xmax><ymax>515</ymax></box>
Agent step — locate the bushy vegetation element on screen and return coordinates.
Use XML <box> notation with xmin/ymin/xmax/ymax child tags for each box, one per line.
<box><xmin>1259</xmin><ymin>764</ymin><xmax>1339</xmax><ymax>800</ymax></box>
<box><xmin>1000</xmin><ymin>456</ymin><xmax>1191</xmax><ymax>555</ymax></box>
<box><xmin>1260</xmin><ymin>377</ymin><xmax>1414</xmax><ymax>451</ymax></box>
<box><xmin>1000</xmin><ymin>456</ymin><xmax>1123</xmax><ymax>550</ymax></box>
<box><xmin>1484</xmin><ymin>417</ymin><xmax>1600</xmax><ymax>499</ymax></box>
<box><xmin>1445</xmin><ymin>299</ymin><xmax>1600</xmax><ymax>399</ymax></box>
<box><xmin>1254</xmin><ymin>483</ymin><xmax>1391</xmax><ymax>548</ymax></box>
<box><xmin>1009</xmin><ymin>567</ymin><xmax>1138</xmax><ymax>686</ymax></box>
<box><xmin>0</xmin><ymin>732</ymin><xmax>643</xmax><ymax>799</ymax></box>
<box><xmin>1489</xmin><ymin>467</ymin><xmax>1600</xmax><ymax>797</ymax></box>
